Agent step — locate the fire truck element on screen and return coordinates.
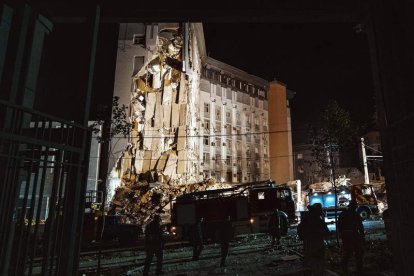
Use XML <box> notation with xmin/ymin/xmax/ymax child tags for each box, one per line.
<box><xmin>170</xmin><ymin>181</ymin><xmax>295</xmax><ymax>241</ymax></box>
<box><xmin>307</xmin><ymin>183</ymin><xmax>379</xmax><ymax>220</ymax></box>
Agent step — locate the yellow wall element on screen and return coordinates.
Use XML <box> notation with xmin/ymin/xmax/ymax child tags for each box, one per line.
<box><xmin>268</xmin><ymin>81</ymin><xmax>293</xmax><ymax>184</ymax></box>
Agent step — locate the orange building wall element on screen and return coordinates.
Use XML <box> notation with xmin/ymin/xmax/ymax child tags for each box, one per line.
<box><xmin>268</xmin><ymin>81</ymin><xmax>294</xmax><ymax>184</ymax></box>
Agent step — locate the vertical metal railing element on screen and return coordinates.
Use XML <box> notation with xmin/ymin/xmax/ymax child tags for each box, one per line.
<box><xmin>0</xmin><ymin>100</ymin><xmax>90</xmax><ymax>275</ymax></box>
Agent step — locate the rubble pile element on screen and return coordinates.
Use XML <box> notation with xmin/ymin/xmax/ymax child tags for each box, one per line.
<box><xmin>110</xmin><ymin>175</ymin><xmax>234</xmax><ymax>225</ymax></box>
<box><xmin>107</xmin><ymin>23</ymin><xmax>207</xmax><ymax>225</ymax></box>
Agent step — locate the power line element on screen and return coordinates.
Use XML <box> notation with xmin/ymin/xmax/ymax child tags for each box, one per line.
<box><xmin>87</xmin><ymin>154</ymin><xmax>293</xmax><ymax>161</ymax></box>
<box><xmin>90</xmin><ymin>128</ymin><xmax>307</xmax><ymax>139</ymax></box>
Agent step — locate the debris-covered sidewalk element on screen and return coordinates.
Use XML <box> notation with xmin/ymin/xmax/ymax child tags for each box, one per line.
<box><xmin>81</xmin><ymin>218</ymin><xmax>395</xmax><ymax>276</ymax></box>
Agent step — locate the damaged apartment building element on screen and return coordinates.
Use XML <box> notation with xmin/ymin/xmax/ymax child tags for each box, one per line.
<box><xmin>103</xmin><ymin>23</ymin><xmax>294</xmax><ymax>219</ymax></box>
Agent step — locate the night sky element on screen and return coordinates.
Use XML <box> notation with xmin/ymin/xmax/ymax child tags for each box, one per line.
<box><xmin>203</xmin><ymin>23</ymin><xmax>375</xmax><ymax>143</ymax></box>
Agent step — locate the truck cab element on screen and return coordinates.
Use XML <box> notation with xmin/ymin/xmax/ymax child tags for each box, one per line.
<box><xmin>307</xmin><ymin>184</ymin><xmax>378</xmax><ymax>220</ymax></box>
<box><xmin>248</xmin><ymin>185</ymin><xmax>294</xmax><ymax>235</ymax></box>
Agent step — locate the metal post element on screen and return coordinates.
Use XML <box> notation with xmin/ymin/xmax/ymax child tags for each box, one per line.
<box><xmin>361</xmin><ymin>138</ymin><xmax>370</xmax><ymax>184</ymax></box>
<box><xmin>327</xmin><ymin>144</ymin><xmax>339</xmax><ymax>246</ymax></box>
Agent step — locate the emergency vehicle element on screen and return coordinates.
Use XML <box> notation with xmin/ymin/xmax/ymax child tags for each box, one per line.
<box><xmin>170</xmin><ymin>180</ymin><xmax>295</xmax><ymax>241</ymax></box>
<box><xmin>308</xmin><ymin>183</ymin><xmax>379</xmax><ymax>220</ymax></box>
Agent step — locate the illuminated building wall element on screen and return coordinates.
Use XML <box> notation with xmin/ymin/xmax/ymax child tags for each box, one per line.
<box><xmin>199</xmin><ymin>58</ymin><xmax>270</xmax><ymax>183</ymax></box>
<box><xmin>268</xmin><ymin>81</ymin><xmax>294</xmax><ymax>184</ymax></box>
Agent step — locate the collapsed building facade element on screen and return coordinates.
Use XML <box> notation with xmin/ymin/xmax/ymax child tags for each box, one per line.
<box><xmin>107</xmin><ymin>23</ymin><xmax>294</xmax><ymax>223</ymax></box>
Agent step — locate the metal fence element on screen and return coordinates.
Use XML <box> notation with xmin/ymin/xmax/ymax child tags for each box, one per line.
<box><xmin>0</xmin><ymin>100</ymin><xmax>91</xmax><ymax>275</ymax></box>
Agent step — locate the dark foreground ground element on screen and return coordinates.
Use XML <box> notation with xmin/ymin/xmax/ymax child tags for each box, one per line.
<box><xmin>79</xmin><ymin>218</ymin><xmax>395</xmax><ymax>276</ymax></box>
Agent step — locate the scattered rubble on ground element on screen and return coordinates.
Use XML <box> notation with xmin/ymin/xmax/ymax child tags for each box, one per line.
<box><xmin>81</xmin><ymin>219</ymin><xmax>394</xmax><ymax>276</ymax></box>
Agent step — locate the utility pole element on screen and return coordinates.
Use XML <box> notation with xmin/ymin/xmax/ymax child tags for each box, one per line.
<box><xmin>361</xmin><ymin>138</ymin><xmax>370</xmax><ymax>184</ymax></box>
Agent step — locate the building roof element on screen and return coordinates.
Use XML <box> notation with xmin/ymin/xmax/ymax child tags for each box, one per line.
<box><xmin>204</xmin><ymin>56</ymin><xmax>269</xmax><ymax>88</ymax></box>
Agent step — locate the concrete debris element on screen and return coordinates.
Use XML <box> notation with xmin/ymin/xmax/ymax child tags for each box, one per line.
<box><xmin>108</xmin><ymin>24</ymin><xmax>205</xmax><ymax>224</ymax></box>
<box><xmin>110</xmin><ymin>177</ymin><xmax>218</xmax><ymax>226</ymax></box>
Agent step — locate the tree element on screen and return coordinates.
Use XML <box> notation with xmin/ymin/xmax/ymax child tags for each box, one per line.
<box><xmin>90</xmin><ymin>96</ymin><xmax>132</xmax><ymax>206</ymax></box>
<box><xmin>91</xmin><ymin>96</ymin><xmax>132</xmax><ymax>143</ymax></box>
<box><xmin>308</xmin><ymin>100</ymin><xmax>358</xmax><ymax>179</ymax></box>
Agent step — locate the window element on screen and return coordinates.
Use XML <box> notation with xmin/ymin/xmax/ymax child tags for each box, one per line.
<box><xmin>226</xmin><ymin>111</ymin><xmax>231</xmax><ymax>123</ymax></box>
<box><xmin>227</xmin><ymin>139</ymin><xmax>232</xmax><ymax>150</ymax></box>
<box><xmin>216</xmin><ymin>107</ymin><xmax>221</xmax><ymax>121</ymax></box>
<box><xmin>133</xmin><ymin>56</ymin><xmax>144</xmax><ymax>76</ymax></box>
<box><xmin>236</xmin><ymin>141</ymin><xmax>241</xmax><ymax>151</ymax></box>
<box><xmin>204</xmin><ymin>119</ymin><xmax>210</xmax><ymax>131</ymax></box>
<box><xmin>216</xmin><ymin>86</ymin><xmax>222</xmax><ymax>97</ymax></box>
<box><xmin>215</xmin><ymin>122</ymin><xmax>221</xmax><ymax>133</ymax></box>
<box><xmin>277</xmin><ymin>189</ymin><xmax>292</xmax><ymax>199</ymax></box>
<box><xmin>203</xmin><ymin>136</ymin><xmax>209</xmax><ymax>145</ymax></box>
<box><xmin>258</xmin><ymin>192</ymin><xmax>265</xmax><ymax>200</ymax></box>
<box><xmin>226</xmin><ymin>156</ymin><xmax>231</xmax><ymax>165</ymax></box>
<box><xmin>204</xmin><ymin>103</ymin><xmax>210</xmax><ymax>114</ymax></box>
<box><xmin>213</xmin><ymin>71</ymin><xmax>220</xmax><ymax>82</ymax></box>
<box><xmin>226</xmin><ymin>124</ymin><xmax>231</xmax><ymax>135</ymax></box>
<box><xmin>216</xmin><ymin>137</ymin><xmax>221</xmax><ymax>148</ymax></box>
<box><xmin>203</xmin><ymin>152</ymin><xmax>210</xmax><ymax>162</ymax></box>
<box><xmin>216</xmin><ymin>154</ymin><xmax>221</xmax><ymax>164</ymax></box>
<box><xmin>133</xmin><ymin>34</ymin><xmax>145</xmax><ymax>46</ymax></box>
<box><xmin>206</xmin><ymin>69</ymin><xmax>213</xmax><ymax>79</ymax></box>
<box><xmin>226</xmin><ymin>88</ymin><xmax>232</xmax><ymax>100</ymax></box>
